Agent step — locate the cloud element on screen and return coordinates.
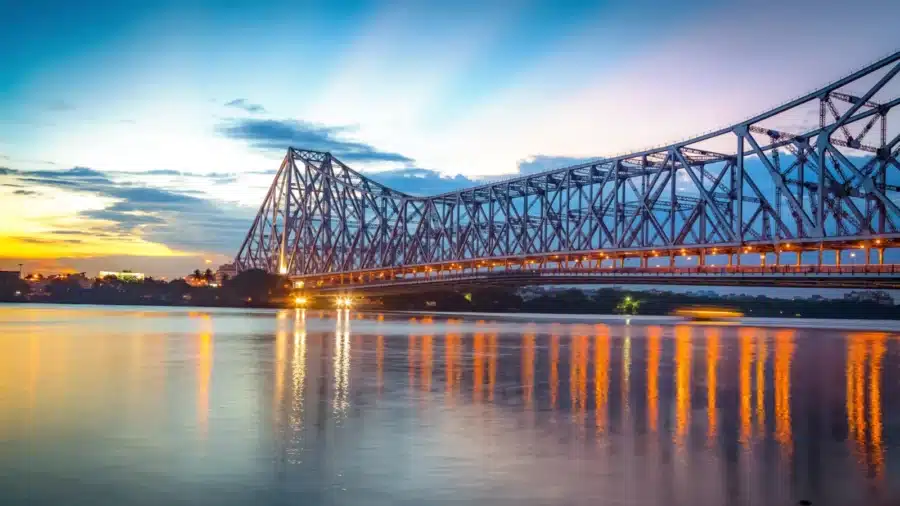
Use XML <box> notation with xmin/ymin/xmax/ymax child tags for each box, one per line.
<box><xmin>218</xmin><ymin>118</ymin><xmax>414</xmax><ymax>163</ymax></box>
<box><xmin>16</xmin><ymin>236</ymin><xmax>83</xmax><ymax>245</ymax></box>
<box><xmin>12</xmin><ymin>189</ymin><xmax>38</xmax><ymax>196</ymax></box>
<box><xmin>4</xmin><ymin>166</ymin><xmax>253</xmax><ymax>255</ymax></box>
<box><xmin>366</xmin><ymin>168</ymin><xmax>478</xmax><ymax>196</ymax></box>
<box><xmin>224</xmin><ymin>98</ymin><xmax>266</xmax><ymax>114</ymax></box>
<box><xmin>516</xmin><ymin>155</ymin><xmax>597</xmax><ymax>175</ymax></box>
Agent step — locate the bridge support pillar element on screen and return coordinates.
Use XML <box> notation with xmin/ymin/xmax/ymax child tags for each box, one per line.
<box><xmin>699</xmin><ymin>252</ymin><xmax>706</xmax><ymax>267</ymax></box>
<box><xmin>877</xmin><ymin>248</ymin><xmax>884</xmax><ymax>265</ymax></box>
<box><xmin>835</xmin><ymin>250</ymin><xmax>842</xmax><ymax>267</ymax></box>
<box><xmin>640</xmin><ymin>256</ymin><xmax>648</xmax><ymax>268</ymax></box>
<box><xmin>727</xmin><ymin>253</ymin><xmax>733</xmax><ymax>267</ymax></box>
<box><xmin>775</xmin><ymin>251</ymin><xmax>781</xmax><ymax>267</ymax></box>
<box><xmin>796</xmin><ymin>251</ymin><xmax>802</xmax><ymax>266</ymax></box>
<box><xmin>817</xmin><ymin>244</ymin><xmax>823</xmax><ymax>266</ymax></box>
<box><xmin>669</xmin><ymin>253</ymin><xmax>675</xmax><ymax>268</ymax></box>
<box><xmin>865</xmin><ymin>248</ymin><xmax>871</xmax><ymax>266</ymax></box>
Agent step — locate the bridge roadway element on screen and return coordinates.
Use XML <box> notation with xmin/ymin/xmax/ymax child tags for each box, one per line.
<box><xmin>301</xmin><ymin>263</ymin><xmax>900</xmax><ymax>294</ymax></box>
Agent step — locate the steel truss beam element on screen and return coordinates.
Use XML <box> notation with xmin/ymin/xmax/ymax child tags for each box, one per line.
<box><xmin>236</xmin><ymin>51</ymin><xmax>900</xmax><ymax>280</ymax></box>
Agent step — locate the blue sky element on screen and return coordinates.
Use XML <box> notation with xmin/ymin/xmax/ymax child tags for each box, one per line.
<box><xmin>1</xmin><ymin>0</ymin><xmax>898</xmax><ymax>276</ymax></box>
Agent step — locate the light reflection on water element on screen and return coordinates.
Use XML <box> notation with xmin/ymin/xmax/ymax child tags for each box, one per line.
<box><xmin>0</xmin><ymin>304</ymin><xmax>898</xmax><ymax>506</ymax></box>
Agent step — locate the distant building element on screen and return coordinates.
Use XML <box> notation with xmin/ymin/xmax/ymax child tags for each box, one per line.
<box><xmin>98</xmin><ymin>270</ymin><xmax>146</xmax><ymax>282</ymax></box>
<box><xmin>0</xmin><ymin>271</ymin><xmax>20</xmax><ymax>283</ymax></box>
<box><xmin>216</xmin><ymin>263</ymin><xmax>238</xmax><ymax>284</ymax></box>
<box><xmin>843</xmin><ymin>290</ymin><xmax>893</xmax><ymax>305</ymax></box>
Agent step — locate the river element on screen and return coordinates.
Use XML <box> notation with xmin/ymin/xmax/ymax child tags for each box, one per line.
<box><xmin>1</xmin><ymin>304</ymin><xmax>898</xmax><ymax>506</ymax></box>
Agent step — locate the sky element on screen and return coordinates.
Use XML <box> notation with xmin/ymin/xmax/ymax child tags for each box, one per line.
<box><xmin>1</xmin><ymin>0</ymin><xmax>899</xmax><ymax>278</ymax></box>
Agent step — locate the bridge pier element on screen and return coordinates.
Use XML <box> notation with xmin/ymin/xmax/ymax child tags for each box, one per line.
<box><xmin>877</xmin><ymin>248</ymin><xmax>885</xmax><ymax>265</ymax></box>
<box><xmin>835</xmin><ymin>250</ymin><xmax>842</xmax><ymax>267</ymax></box>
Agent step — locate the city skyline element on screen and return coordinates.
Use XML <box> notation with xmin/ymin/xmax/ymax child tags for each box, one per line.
<box><xmin>2</xmin><ymin>0</ymin><xmax>899</xmax><ymax>277</ymax></box>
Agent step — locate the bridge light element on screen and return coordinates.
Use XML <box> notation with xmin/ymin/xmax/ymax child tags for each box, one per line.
<box><xmin>294</xmin><ymin>296</ymin><xmax>308</xmax><ymax>307</ymax></box>
<box><xmin>784</xmin><ymin>243</ymin><xmax>791</xmax><ymax>249</ymax></box>
<box><xmin>875</xmin><ymin>239</ymin><xmax>882</xmax><ymax>245</ymax></box>
<box><xmin>850</xmin><ymin>252</ymin><xmax>856</xmax><ymax>258</ymax></box>
<box><xmin>279</xmin><ymin>265</ymin><xmax>288</xmax><ymax>275</ymax></box>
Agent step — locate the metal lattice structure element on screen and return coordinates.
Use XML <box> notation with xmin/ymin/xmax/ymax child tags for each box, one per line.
<box><xmin>236</xmin><ymin>50</ymin><xmax>900</xmax><ymax>283</ymax></box>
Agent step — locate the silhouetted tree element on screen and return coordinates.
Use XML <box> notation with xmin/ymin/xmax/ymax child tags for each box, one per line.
<box><xmin>224</xmin><ymin>269</ymin><xmax>288</xmax><ymax>305</ymax></box>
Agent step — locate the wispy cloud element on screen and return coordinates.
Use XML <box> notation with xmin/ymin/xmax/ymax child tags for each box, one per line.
<box><xmin>217</xmin><ymin>118</ymin><xmax>414</xmax><ymax>163</ymax></box>
<box><xmin>1</xmin><ymin>167</ymin><xmax>253</xmax><ymax>255</ymax></box>
<box><xmin>12</xmin><ymin>189</ymin><xmax>38</xmax><ymax>196</ymax></box>
<box><xmin>516</xmin><ymin>155</ymin><xmax>597</xmax><ymax>175</ymax></box>
<box><xmin>16</xmin><ymin>236</ymin><xmax>83</xmax><ymax>245</ymax></box>
<box><xmin>366</xmin><ymin>168</ymin><xmax>476</xmax><ymax>196</ymax></box>
<box><xmin>224</xmin><ymin>98</ymin><xmax>266</xmax><ymax>114</ymax></box>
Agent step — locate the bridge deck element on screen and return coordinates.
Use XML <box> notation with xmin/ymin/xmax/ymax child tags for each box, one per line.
<box><xmin>303</xmin><ymin>264</ymin><xmax>900</xmax><ymax>293</ymax></box>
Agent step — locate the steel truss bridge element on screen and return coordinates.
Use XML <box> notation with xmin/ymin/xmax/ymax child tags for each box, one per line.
<box><xmin>236</xmin><ymin>50</ymin><xmax>900</xmax><ymax>291</ymax></box>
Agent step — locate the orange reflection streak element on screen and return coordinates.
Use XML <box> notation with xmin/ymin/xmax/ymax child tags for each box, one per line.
<box><xmin>408</xmin><ymin>334</ymin><xmax>417</xmax><ymax>390</ymax></box>
<box><xmin>674</xmin><ymin>325</ymin><xmax>692</xmax><ymax>447</ymax></box>
<box><xmin>846</xmin><ymin>335</ymin><xmax>856</xmax><ymax>439</ymax></box>
<box><xmin>197</xmin><ymin>316</ymin><xmax>213</xmax><ymax>436</ymax></box>
<box><xmin>421</xmin><ymin>334</ymin><xmax>433</xmax><ymax>395</ymax></box>
<box><xmin>739</xmin><ymin>328</ymin><xmax>754</xmax><ymax>446</ymax></box>
<box><xmin>274</xmin><ymin>319</ymin><xmax>288</xmax><ymax>430</ymax></box>
<box><xmin>849</xmin><ymin>334</ymin><xmax>867</xmax><ymax>462</ymax></box>
<box><xmin>473</xmin><ymin>332</ymin><xmax>485</xmax><ymax>403</ymax></box>
<box><xmin>488</xmin><ymin>332</ymin><xmax>497</xmax><ymax>402</ymax></box>
<box><xmin>756</xmin><ymin>334</ymin><xmax>767</xmax><ymax>436</ymax></box>
<box><xmin>647</xmin><ymin>326</ymin><xmax>661</xmax><ymax>433</ymax></box>
<box><xmin>522</xmin><ymin>327</ymin><xmax>536</xmax><ymax>409</ymax></box>
<box><xmin>570</xmin><ymin>332</ymin><xmax>589</xmax><ymax>427</ymax></box>
<box><xmin>291</xmin><ymin>322</ymin><xmax>307</xmax><ymax>431</ymax></box>
<box><xmin>550</xmin><ymin>333</ymin><xmax>560</xmax><ymax>410</ymax></box>
<box><xmin>445</xmin><ymin>331</ymin><xmax>461</xmax><ymax>404</ymax></box>
<box><xmin>376</xmin><ymin>335</ymin><xmax>384</xmax><ymax>397</ymax></box>
<box><xmin>774</xmin><ymin>330</ymin><xmax>794</xmax><ymax>459</ymax></box>
<box><xmin>868</xmin><ymin>333</ymin><xmax>885</xmax><ymax>481</ymax></box>
<box><xmin>706</xmin><ymin>328</ymin><xmax>720</xmax><ymax>444</ymax></box>
<box><xmin>594</xmin><ymin>325</ymin><xmax>610</xmax><ymax>435</ymax></box>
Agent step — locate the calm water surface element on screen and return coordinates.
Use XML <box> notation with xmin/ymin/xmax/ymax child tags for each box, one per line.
<box><xmin>1</xmin><ymin>304</ymin><xmax>899</xmax><ymax>506</ymax></box>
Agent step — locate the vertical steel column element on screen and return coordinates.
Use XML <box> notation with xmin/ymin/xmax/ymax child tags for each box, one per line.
<box><xmin>735</xmin><ymin>134</ymin><xmax>744</xmax><ymax>242</ymax></box>
<box><xmin>816</xmin><ymin>98</ymin><xmax>827</xmax><ymax>237</ymax></box>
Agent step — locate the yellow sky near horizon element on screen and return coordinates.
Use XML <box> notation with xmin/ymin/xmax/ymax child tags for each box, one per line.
<box><xmin>0</xmin><ymin>185</ymin><xmax>192</xmax><ymax>262</ymax></box>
